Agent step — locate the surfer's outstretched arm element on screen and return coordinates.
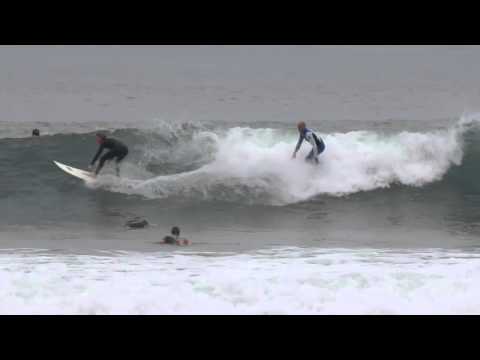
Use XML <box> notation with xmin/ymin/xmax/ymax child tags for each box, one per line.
<box><xmin>90</xmin><ymin>144</ymin><xmax>105</xmax><ymax>166</ymax></box>
<box><xmin>95</xmin><ymin>151</ymin><xmax>112</xmax><ymax>175</ymax></box>
<box><xmin>292</xmin><ymin>136</ymin><xmax>304</xmax><ymax>159</ymax></box>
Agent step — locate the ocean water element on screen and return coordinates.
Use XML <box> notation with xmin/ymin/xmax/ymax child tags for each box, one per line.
<box><xmin>1</xmin><ymin>45</ymin><xmax>480</xmax><ymax>314</ymax></box>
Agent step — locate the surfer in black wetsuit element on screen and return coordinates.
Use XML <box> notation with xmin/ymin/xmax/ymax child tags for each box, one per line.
<box><xmin>90</xmin><ymin>133</ymin><xmax>129</xmax><ymax>176</ymax></box>
<box><xmin>162</xmin><ymin>226</ymin><xmax>191</xmax><ymax>246</ymax></box>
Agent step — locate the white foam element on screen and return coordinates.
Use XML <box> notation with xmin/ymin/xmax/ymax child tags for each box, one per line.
<box><xmin>98</xmin><ymin>116</ymin><xmax>480</xmax><ymax>205</ymax></box>
<box><xmin>1</xmin><ymin>248</ymin><xmax>480</xmax><ymax>315</ymax></box>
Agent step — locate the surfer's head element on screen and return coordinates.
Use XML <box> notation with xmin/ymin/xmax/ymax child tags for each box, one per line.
<box><xmin>297</xmin><ymin>121</ymin><xmax>306</xmax><ymax>132</ymax></box>
<box><xmin>96</xmin><ymin>133</ymin><xmax>107</xmax><ymax>145</ymax></box>
<box><xmin>171</xmin><ymin>226</ymin><xmax>180</xmax><ymax>237</ymax></box>
<box><xmin>32</xmin><ymin>128</ymin><xmax>40</xmax><ymax>137</ymax></box>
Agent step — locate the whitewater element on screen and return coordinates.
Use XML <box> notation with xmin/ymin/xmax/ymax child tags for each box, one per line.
<box><xmin>3</xmin><ymin>45</ymin><xmax>480</xmax><ymax>315</ymax></box>
<box><xmin>91</xmin><ymin>115</ymin><xmax>476</xmax><ymax>206</ymax></box>
<box><xmin>2</xmin><ymin>247</ymin><xmax>480</xmax><ymax>315</ymax></box>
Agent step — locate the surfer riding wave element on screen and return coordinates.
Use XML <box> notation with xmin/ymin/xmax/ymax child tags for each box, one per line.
<box><xmin>292</xmin><ymin>121</ymin><xmax>325</xmax><ymax>164</ymax></box>
<box><xmin>90</xmin><ymin>133</ymin><xmax>129</xmax><ymax>176</ymax></box>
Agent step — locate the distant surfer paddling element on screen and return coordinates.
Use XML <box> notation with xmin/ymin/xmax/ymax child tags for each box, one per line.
<box><xmin>292</xmin><ymin>121</ymin><xmax>325</xmax><ymax>165</ymax></box>
<box><xmin>161</xmin><ymin>226</ymin><xmax>191</xmax><ymax>246</ymax></box>
<box><xmin>89</xmin><ymin>133</ymin><xmax>129</xmax><ymax>176</ymax></box>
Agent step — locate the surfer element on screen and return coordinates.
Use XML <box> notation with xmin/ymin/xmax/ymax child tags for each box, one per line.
<box><xmin>291</xmin><ymin>121</ymin><xmax>325</xmax><ymax>165</ymax></box>
<box><xmin>162</xmin><ymin>226</ymin><xmax>191</xmax><ymax>246</ymax></box>
<box><xmin>32</xmin><ymin>129</ymin><xmax>40</xmax><ymax>137</ymax></box>
<box><xmin>89</xmin><ymin>133</ymin><xmax>129</xmax><ymax>176</ymax></box>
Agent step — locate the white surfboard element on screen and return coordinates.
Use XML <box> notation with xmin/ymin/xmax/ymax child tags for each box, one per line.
<box><xmin>53</xmin><ymin>161</ymin><xmax>96</xmax><ymax>182</ymax></box>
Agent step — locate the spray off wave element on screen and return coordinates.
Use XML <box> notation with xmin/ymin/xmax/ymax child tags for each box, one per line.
<box><xmin>96</xmin><ymin>116</ymin><xmax>478</xmax><ymax>205</ymax></box>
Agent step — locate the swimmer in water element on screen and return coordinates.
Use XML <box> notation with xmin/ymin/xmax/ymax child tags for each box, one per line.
<box><xmin>162</xmin><ymin>226</ymin><xmax>191</xmax><ymax>246</ymax></box>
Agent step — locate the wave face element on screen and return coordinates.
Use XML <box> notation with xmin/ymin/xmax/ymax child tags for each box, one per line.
<box><xmin>1</xmin><ymin>116</ymin><xmax>480</xmax><ymax>208</ymax></box>
<box><xmin>115</xmin><ymin>122</ymin><xmax>466</xmax><ymax>205</ymax></box>
<box><xmin>0</xmin><ymin>116</ymin><xmax>480</xmax><ymax>238</ymax></box>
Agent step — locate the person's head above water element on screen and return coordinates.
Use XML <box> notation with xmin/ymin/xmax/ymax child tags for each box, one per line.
<box><xmin>171</xmin><ymin>226</ymin><xmax>180</xmax><ymax>237</ymax></box>
<box><xmin>162</xmin><ymin>226</ymin><xmax>181</xmax><ymax>245</ymax></box>
<box><xmin>297</xmin><ymin>121</ymin><xmax>306</xmax><ymax>132</ymax></box>
<box><xmin>161</xmin><ymin>226</ymin><xmax>190</xmax><ymax>246</ymax></box>
<box><xmin>96</xmin><ymin>133</ymin><xmax>107</xmax><ymax>145</ymax></box>
<box><xmin>32</xmin><ymin>129</ymin><xmax>40</xmax><ymax>137</ymax></box>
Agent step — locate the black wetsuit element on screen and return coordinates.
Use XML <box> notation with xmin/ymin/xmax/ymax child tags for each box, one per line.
<box><xmin>91</xmin><ymin>138</ymin><xmax>129</xmax><ymax>175</ymax></box>
<box><xmin>163</xmin><ymin>235</ymin><xmax>177</xmax><ymax>244</ymax></box>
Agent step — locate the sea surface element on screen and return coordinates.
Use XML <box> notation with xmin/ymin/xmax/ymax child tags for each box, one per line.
<box><xmin>1</xmin><ymin>45</ymin><xmax>480</xmax><ymax>314</ymax></box>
